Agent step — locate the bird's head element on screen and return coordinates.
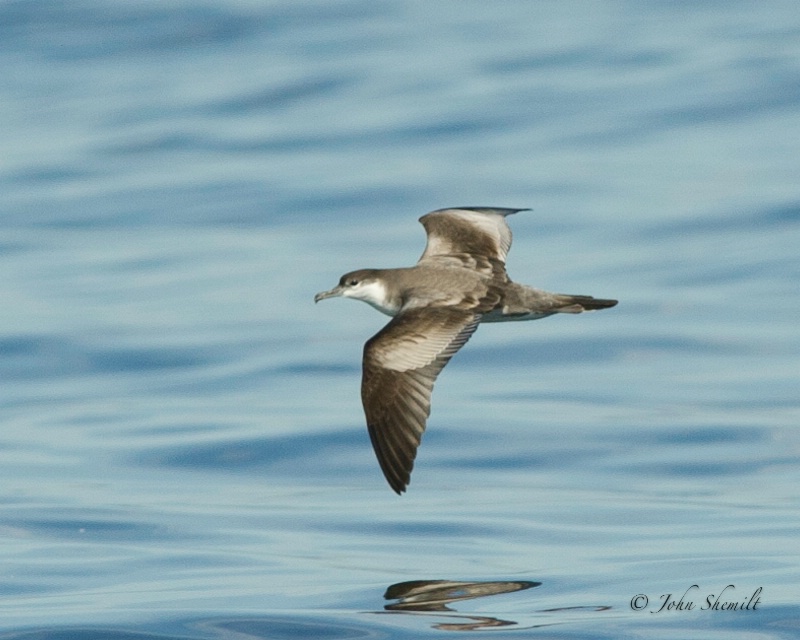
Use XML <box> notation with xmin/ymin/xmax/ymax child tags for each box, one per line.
<box><xmin>314</xmin><ymin>269</ymin><xmax>398</xmax><ymax>315</ymax></box>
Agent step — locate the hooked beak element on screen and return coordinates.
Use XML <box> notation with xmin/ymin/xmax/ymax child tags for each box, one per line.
<box><xmin>314</xmin><ymin>285</ymin><xmax>344</xmax><ymax>303</ymax></box>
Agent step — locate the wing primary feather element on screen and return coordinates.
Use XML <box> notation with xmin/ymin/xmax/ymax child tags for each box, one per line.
<box><xmin>362</xmin><ymin>309</ymin><xmax>481</xmax><ymax>493</ymax></box>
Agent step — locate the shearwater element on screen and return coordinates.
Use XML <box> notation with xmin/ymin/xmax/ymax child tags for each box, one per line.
<box><xmin>314</xmin><ymin>207</ymin><xmax>617</xmax><ymax>494</ymax></box>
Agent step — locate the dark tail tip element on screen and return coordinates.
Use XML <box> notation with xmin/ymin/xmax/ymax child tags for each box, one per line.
<box><xmin>583</xmin><ymin>298</ymin><xmax>618</xmax><ymax>310</ymax></box>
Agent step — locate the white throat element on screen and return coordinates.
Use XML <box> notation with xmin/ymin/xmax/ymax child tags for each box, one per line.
<box><xmin>344</xmin><ymin>280</ymin><xmax>399</xmax><ymax>316</ymax></box>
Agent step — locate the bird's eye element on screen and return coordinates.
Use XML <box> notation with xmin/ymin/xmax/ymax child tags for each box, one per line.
<box><xmin>347</xmin><ymin>279</ymin><xmax>359</xmax><ymax>286</ymax></box>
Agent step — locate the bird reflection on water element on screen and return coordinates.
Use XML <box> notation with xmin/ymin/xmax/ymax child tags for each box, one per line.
<box><xmin>376</xmin><ymin>579</ymin><xmax>612</xmax><ymax>632</ymax></box>
<box><xmin>379</xmin><ymin>579</ymin><xmax>540</xmax><ymax>631</ymax></box>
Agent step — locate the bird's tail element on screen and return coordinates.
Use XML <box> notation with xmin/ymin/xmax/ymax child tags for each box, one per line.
<box><xmin>554</xmin><ymin>294</ymin><xmax>618</xmax><ymax>313</ymax></box>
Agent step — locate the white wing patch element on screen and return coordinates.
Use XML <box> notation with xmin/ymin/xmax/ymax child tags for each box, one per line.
<box><xmin>378</xmin><ymin>332</ymin><xmax>453</xmax><ymax>371</ymax></box>
<box><xmin>418</xmin><ymin>207</ymin><xmax>518</xmax><ymax>264</ymax></box>
<box><xmin>369</xmin><ymin>311</ymin><xmax>479</xmax><ymax>372</ymax></box>
<box><xmin>448</xmin><ymin>209</ymin><xmax>513</xmax><ymax>259</ymax></box>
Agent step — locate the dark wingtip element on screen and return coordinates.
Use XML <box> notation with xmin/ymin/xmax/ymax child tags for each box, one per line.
<box><xmin>386</xmin><ymin>468</ymin><xmax>409</xmax><ymax>495</ymax></box>
<box><xmin>367</xmin><ymin>421</ymin><xmax>412</xmax><ymax>495</ymax></box>
<box><xmin>384</xmin><ymin>471</ymin><xmax>407</xmax><ymax>495</ymax></box>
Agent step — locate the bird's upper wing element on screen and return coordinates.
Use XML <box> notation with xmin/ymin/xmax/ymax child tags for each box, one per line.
<box><xmin>417</xmin><ymin>207</ymin><xmax>528</xmax><ymax>266</ymax></box>
<box><xmin>361</xmin><ymin>307</ymin><xmax>481</xmax><ymax>494</ymax></box>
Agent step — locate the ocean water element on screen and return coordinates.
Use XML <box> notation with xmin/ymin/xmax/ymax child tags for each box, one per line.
<box><xmin>2</xmin><ymin>1</ymin><xmax>800</xmax><ymax>637</ymax></box>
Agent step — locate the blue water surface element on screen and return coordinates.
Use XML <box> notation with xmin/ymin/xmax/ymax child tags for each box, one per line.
<box><xmin>2</xmin><ymin>1</ymin><xmax>800</xmax><ymax>638</ymax></box>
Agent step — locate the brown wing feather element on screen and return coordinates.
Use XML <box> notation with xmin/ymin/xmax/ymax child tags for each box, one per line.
<box><xmin>361</xmin><ymin>308</ymin><xmax>480</xmax><ymax>494</ymax></box>
<box><xmin>418</xmin><ymin>207</ymin><xmax>527</xmax><ymax>265</ymax></box>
